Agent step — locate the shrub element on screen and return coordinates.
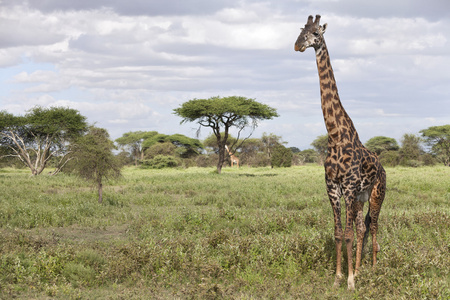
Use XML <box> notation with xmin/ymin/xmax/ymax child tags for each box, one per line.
<box><xmin>271</xmin><ymin>145</ymin><xmax>292</xmax><ymax>167</ymax></box>
<box><xmin>379</xmin><ymin>150</ymin><xmax>400</xmax><ymax>167</ymax></box>
<box><xmin>140</xmin><ymin>155</ymin><xmax>180</xmax><ymax>169</ymax></box>
<box><xmin>144</xmin><ymin>142</ymin><xmax>176</xmax><ymax>159</ymax></box>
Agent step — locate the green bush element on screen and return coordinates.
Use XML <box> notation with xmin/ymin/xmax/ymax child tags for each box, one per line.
<box><xmin>140</xmin><ymin>155</ymin><xmax>180</xmax><ymax>169</ymax></box>
<box><xmin>379</xmin><ymin>150</ymin><xmax>400</xmax><ymax>167</ymax></box>
<box><xmin>271</xmin><ymin>144</ymin><xmax>292</xmax><ymax>167</ymax></box>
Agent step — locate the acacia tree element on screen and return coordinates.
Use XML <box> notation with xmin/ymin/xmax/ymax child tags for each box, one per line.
<box><xmin>142</xmin><ymin>133</ymin><xmax>204</xmax><ymax>158</ymax></box>
<box><xmin>420</xmin><ymin>125</ymin><xmax>450</xmax><ymax>166</ymax></box>
<box><xmin>174</xmin><ymin>96</ymin><xmax>278</xmax><ymax>173</ymax></box>
<box><xmin>311</xmin><ymin>134</ymin><xmax>328</xmax><ymax>164</ymax></box>
<box><xmin>399</xmin><ymin>133</ymin><xmax>423</xmax><ymax>166</ymax></box>
<box><xmin>0</xmin><ymin>106</ymin><xmax>87</xmax><ymax>175</ymax></box>
<box><xmin>115</xmin><ymin>131</ymin><xmax>158</xmax><ymax>166</ymax></box>
<box><xmin>365</xmin><ymin>136</ymin><xmax>399</xmax><ymax>155</ymax></box>
<box><xmin>261</xmin><ymin>132</ymin><xmax>284</xmax><ymax>159</ymax></box>
<box><xmin>73</xmin><ymin>127</ymin><xmax>121</xmax><ymax>204</ymax></box>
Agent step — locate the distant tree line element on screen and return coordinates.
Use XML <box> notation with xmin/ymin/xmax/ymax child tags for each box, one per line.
<box><xmin>309</xmin><ymin>126</ymin><xmax>450</xmax><ymax>168</ymax></box>
<box><xmin>1</xmin><ymin>106</ymin><xmax>449</xmax><ymax>177</ymax></box>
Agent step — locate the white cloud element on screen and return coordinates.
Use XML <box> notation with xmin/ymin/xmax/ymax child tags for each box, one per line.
<box><xmin>0</xmin><ymin>0</ymin><xmax>449</xmax><ymax>148</ymax></box>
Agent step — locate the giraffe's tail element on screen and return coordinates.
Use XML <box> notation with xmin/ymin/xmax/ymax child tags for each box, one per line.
<box><xmin>363</xmin><ymin>208</ymin><xmax>371</xmax><ymax>251</ymax></box>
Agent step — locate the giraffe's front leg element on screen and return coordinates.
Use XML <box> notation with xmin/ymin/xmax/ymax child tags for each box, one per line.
<box><xmin>333</xmin><ymin>205</ymin><xmax>343</xmax><ymax>288</ymax></box>
<box><xmin>326</xmin><ymin>180</ymin><xmax>343</xmax><ymax>288</ymax></box>
<box><xmin>343</xmin><ymin>193</ymin><xmax>356</xmax><ymax>290</ymax></box>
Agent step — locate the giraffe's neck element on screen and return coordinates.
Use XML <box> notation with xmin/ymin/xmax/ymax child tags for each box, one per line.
<box><xmin>315</xmin><ymin>41</ymin><xmax>359</xmax><ymax>146</ymax></box>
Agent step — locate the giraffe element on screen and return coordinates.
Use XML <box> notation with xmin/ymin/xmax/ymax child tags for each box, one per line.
<box><xmin>294</xmin><ymin>15</ymin><xmax>386</xmax><ymax>290</ymax></box>
<box><xmin>225</xmin><ymin>145</ymin><xmax>240</xmax><ymax>168</ymax></box>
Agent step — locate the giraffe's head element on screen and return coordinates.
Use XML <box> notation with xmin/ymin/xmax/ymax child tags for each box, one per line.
<box><xmin>294</xmin><ymin>15</ymin><xmax>327</xmax><ymax>52</ymax></box>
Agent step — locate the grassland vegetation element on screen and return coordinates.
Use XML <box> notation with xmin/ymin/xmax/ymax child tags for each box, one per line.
<box><xmin>0</xmin><ymin>165</ymin><xmax>448</xmax><ymax>299</ymax></box>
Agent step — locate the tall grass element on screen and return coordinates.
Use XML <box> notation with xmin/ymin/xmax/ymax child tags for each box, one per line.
<box><xmin>0</xmin><ymin>165</ymin><xmax>448</xmax><ymax>299</ymax></box>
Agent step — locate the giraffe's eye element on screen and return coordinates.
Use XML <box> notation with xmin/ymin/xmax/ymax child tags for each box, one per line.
<box><xmin>313</xmin><ymin>32</ymin><xmax>319</xmax><ymax>36</ymax></box>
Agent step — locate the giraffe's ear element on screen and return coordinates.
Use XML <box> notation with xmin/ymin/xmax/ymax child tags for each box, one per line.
<box><xmin>321</xmin><ymin>23</ymin><xmax>327</xmax><ymax>34</ymax></box>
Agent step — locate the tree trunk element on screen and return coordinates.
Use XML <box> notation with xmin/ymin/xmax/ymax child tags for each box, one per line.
<box><xmin>217</xmin><ymin>143</ymin><xmax>227</xmax><ymax>174</ymax></box>
<box><xmin>98</xmin><ymin>181</ymin><xmax>103</xmax><ymax>204</ymax></box>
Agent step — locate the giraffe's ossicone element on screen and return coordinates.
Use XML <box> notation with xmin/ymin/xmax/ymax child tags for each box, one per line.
<box><xmin>295</xmin><ymin>15</ymin><xmax>386</xmax><ymax>291</ymax></box>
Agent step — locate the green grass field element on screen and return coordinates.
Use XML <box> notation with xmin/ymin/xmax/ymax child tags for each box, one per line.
<box><xmin>0</xmin><ymin>165</ymin><xmax>449</xmax><ymax>299</ymax></box>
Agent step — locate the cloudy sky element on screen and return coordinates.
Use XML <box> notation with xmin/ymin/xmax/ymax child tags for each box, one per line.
<box><xmin>1</xmin><ymin>0</ymin><xmax>449</xmax><ymax>150</ymax></box>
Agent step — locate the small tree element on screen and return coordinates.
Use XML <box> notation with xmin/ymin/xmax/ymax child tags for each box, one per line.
<box><xmin>399</xmin><ymin>133</ymin><xmax>424</xmax><ymax>167</ymax></box>
<box><xmin>420</xmin><ymin>125</ymin><xmax>450</xmax><ymax>166</ymax></box>
<box><xmin>73</xmin><ymin>127</ymin><xmax>121</xmax><ymax>204</ymax></box>
<box><xmin>238</xmin><ymin>138</ymin><xmax>264</xmax><ymax>166</ymax></box>
<box><xmin>378</xmin><ymin>150</ymin><xmax>400</xmax><ymax>167</ymax></box>
<box><xmin>298</xmin><ymin>149</ymin><xmax>318</xmax><ymax>164</ymax></box>
<box><xmin>271</xmin><ymin>144</ymin><xmax>292</xmax><ymax>167</ymax></box>
<box><xmin>261</xmin><ymin>132</ymin><xmax>284</xmax><ymax>159</ymax></box>
<box><xmin>174</xmin><ymin>96</ymin><xmax>278</xmax><ymax>173</ymax></box>
<box><xmin>0</xmin><ymin>106</ymin><xmax>88</xmax><ymax>175</ymax></box>
<box><xmin>365</xmin><ymin>136</ymin><xmax>399</xmax><ymax>155</ymax></box>
<box><xmin>115</xmin><ymin>131</ymin><xmax>158</xmax><ymax>166</ymax></box>
<box><xmin>289</xmin><ymin>147</ymin><xmax>301</xmax><ymax>154</ymax></box>
<box><xmin>311</xmin><ymin>134</ymin><xmax>328</xmax><ymax>164</ymax></box>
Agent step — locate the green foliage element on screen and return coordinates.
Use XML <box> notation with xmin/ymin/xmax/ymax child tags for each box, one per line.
<box><xmin>0</xmin><ymin>106</ymin><xmax>88</xmax><ymax>175</ymax></box>
<box><xmin>0</xmin><ymin>166</ymin><xmax>449</xmax><ymax>298</ymax></box>
<box><xmin>72</xmin><ymin>127</ymin><xmax>121</xmax><ymax>203</ymax></box>
<box><xmin>365</xmin><ymin>136</ymin><xmax>399</xmax><ymax>155</ymax></box>
<box><xmin>141</xmin><ymin>155</ymin><xmax>180</xmax><ymax>169</ymax></box>
<box><xmin>167</xmin><ymin>134</ymin><xmax>204</xmax><ymax>157</ymax></box>
<box><xmin>174</xmin><ymin>96</ymin><xmax>278</xmax><ymax>173</ymax></box>
<box><xmin>174</xmin><ymin>96</ymin><xmax>279</xmax><ymax>126</ymax></box>
<box><xmin>261</xmin><ymin>132</ymin><xmax>284</xmax><ymax>157</ymax></box>
<box><xmin>144</xmin><ymin>142</ymin><xmax>176</xmax><ymax>159</ymax></box>
<box><xmin>399</xmin><ymin>134</ymin><xmax>424</xmax><ymax>166</ymax></box>
<box><xmin>311</xmin><ymin>134</ymin><xmax>328</xmax><ymax>163</ymax></box>
<box><xmin>379</xmin><ymin>150</ymin><xmax>400</xmax><ymax>167</ymax></box>
<box><xmin>142</xmin><ymin>133</ymin><xmax>204</xmax><ymax>158</ymax></box>
<box><xmin>289</xmin><ymin>147</ymin><xmax>301</xmax><ymax>153</ymax></box>
<box><xmin>115</xmin><ymin>131</ymin><xmax>158</xmax><ymax>164</ymax></box>
<box><xmin>238</xmin><ymin>138</ymin><xmax>267</xmax><ymax>166</ymax></box>
<box><xmin>298</xmin><ymin>149</ymin><xmax>319</xmax><ymax>164</ymax></box>
<box><xmin>25</xmin><ymin>106</ymin><xmax>87</xmax><ymax>140</ymax></box>
<box><xmin>420</xmin><ymin>124</ymin><xmax>450</xmax><ymax>166</ymax></box>
<box><xmin>271</xmin><ymin>144</ymin><xmax>292</xmax><ymax>167</ymax></box>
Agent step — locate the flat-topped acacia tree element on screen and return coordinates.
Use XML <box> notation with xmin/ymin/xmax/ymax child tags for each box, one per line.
<box><xmin>174</xmin><ymin>96</ymin><xmax>278</xmax><ymax>174</ymax></box>
<box><xmin>0</xmin><ymin>106</ymin><xmax>88</xmax><ymax>175</ymax></box>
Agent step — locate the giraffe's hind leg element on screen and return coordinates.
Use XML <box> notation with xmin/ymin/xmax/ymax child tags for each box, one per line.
<box><xmin>353</xmin><ymin>200</ymin><xmax>365</xmax><ymax>276</ymax></box>
<box><xmin>368</xmin><ymin>173</ymin><xmax>386</xmax><ymax>266</ymax></box>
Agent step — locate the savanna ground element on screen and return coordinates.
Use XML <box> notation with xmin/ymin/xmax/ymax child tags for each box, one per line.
<box><xmin>0</xmin><ymin>165</ymin><xmax>448</xmax><ymax>299</ymax></box>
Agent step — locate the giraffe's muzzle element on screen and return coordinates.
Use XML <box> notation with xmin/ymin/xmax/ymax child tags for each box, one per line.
<box><xmin>294</xmin><ymin>44</ymin><xmax>306</xmax><ymax>52</ymax></box>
